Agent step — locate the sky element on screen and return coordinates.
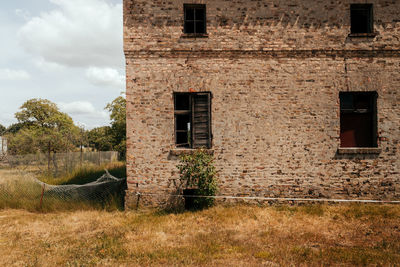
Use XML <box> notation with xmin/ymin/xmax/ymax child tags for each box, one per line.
<box><xmin>0</xmin><ymin>0</ymin><xmax>125</xmax><ymax>129</ymax></box>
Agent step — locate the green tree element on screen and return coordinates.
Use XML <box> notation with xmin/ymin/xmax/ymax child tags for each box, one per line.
<box><xmin>6</xmin><ymin>122</ymin><xmax>26</xmax><ymax>134</ymax></box>
<box><xmin>6</xmin><ymin>128</ymin><xmax>37</xmax><ymax>155</ymax></box>
<box><xmin>7</xmin><ymin>99</ymin><xmax>80</xmax><ymax>155</ymax></box>
<box><xmin>105</xmin><ymin>96</ymin><xmax>126</xmax><ymax>159</ymax></box>
<box><xmin>87</xmin><ymin>126</ymin><xmax>114</xmax><ymax>151</ymax></box>
<box><xmin>0</xmin><ymin>124</ymin><xmax>5</xmax><ymax>135</ymax></box>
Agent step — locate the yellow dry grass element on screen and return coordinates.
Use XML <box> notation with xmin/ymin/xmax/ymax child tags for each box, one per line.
<box><xmin>0</xmin><ymin>204</ymin><xmax>399</xmax><ymax>266</ymax></box>
<box><xmin>0</xmin><ymin>169</ymin><xmax>121</xmax><ymax>212</ymax></box>
<box><xmin>0</xmin><ymin>169</ymin><xmax>43</xmax><ymax>211</ymax></box>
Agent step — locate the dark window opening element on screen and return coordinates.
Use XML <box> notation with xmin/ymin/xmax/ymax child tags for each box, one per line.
<box><xmin>350</xmin><ymin>4</ymin><xmax>373</xmax><ymax>34</ymax></box>
<box><xmin>184</xmin><ymin>4</ymin><xmax>206</xmax><ymax>34</ymax></box>
<box><xmin>175</xmin><ymin>94</ymin><xmax>191</xmax><ymax>111</ymax></box>
<box><xmin>340</xmin><ymin>92</ymin><xmax>377</xmax><ymax>148</ymax></box>
<box><xmin>174</xmin><ymin>92</ymin><xmax>212</xmax><ymax>148</ymax></box>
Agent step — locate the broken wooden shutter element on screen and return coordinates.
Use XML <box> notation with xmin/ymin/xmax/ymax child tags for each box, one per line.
<box><xmin>192</xmin><ymin>93</ymin><xmax>211</xmax><ymax>148</ymax></box>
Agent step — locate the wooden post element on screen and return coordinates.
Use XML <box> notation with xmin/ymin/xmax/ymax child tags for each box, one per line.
<box><xmin>47</xmin><ymin>142</ymin><xmax>51</xmax><ymax>173</ymax></box>
<box><xmin>80</xmin><ymin>144</ymin><xmax>83</xmax><ymax>168</ymax></box>
<box><xmin>52</xmin><ymin>151</ymin><xmax>58</xmax><ymax>177</ymax></box>
<box><xmin>65</xmin><ymin>152</ymin><xmax>68</xmax><ymax>173</ymax></box>
<box><xmin>136</xmin><ymin>183</ymin><xmax>140</xmax><ymax>210</ymax></box>
<box><xmin>80</xmin><ymin>127</ymin><xmax>83</xmax><ymax>168</ymax></box>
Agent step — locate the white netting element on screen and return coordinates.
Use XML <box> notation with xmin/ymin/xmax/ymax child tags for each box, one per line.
<box><xmin>0</xmin><ymin>169</ymin><xmax>126</xmax><ymax>211</ymax></box>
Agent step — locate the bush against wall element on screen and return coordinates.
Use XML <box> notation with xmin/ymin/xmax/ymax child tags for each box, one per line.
<box><xmin>177</xmin><ymin>149</ymin><xmax>218</xmax><ymax>209</ymax></box>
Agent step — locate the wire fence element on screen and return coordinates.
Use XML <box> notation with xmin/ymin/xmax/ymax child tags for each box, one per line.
<box><xmin>0</xmin><ymin>148</ymin><xmax>125</xmax><ymax>211</ymax></box>
<box><xmin>0</xmin><ymin>169</ymin><xmax>126</xmax><ymax>211</ymax></box>
<box><xmin>0</xmin><ymin>151</ymin><xmax>119</xmax><ymax>176</ymax></box>
<box><xmin>0</xmin><ymin>151</ymin><xmax>119</xmax><ymax>177</ymax></box>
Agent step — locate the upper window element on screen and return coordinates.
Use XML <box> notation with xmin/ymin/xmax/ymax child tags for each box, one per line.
<box><xmin>350</xmin><ymin>4</ymin><xmax>373</xmax><ymax>34</ymax></box>
<box><xmin>174</xmin><ymin>92</ymin><xmax>212</xmax><ymax>149</ymax></box>
<box><xmin>340</xmin><ymin>92</ymin><xmax>377</xmax><ymax>148</ymax></box>
<box><xmin>184</xmin><ymin>4</ymin><xmax>206</xmax><ymax>35</ymax></box>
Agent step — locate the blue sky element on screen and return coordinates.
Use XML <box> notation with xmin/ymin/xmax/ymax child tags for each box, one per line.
<box><xmin>0</xmin><ymin>0</ymin><xmax>124</xmax><ymax>129</ymax></box>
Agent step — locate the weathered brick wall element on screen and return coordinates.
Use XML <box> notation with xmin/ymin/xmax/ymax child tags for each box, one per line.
<box><xmin>124</xmin><ymin>0</ymin><xmax>400</xmax><ymax>208</ymax></box>
<box><xmin>124</xmin><ymin>0</ymin><xmax>400</xmax><ymax>51</ymax></box>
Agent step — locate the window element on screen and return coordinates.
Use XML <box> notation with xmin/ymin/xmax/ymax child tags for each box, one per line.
<box><xmin>340</xmin><ymin>92</ymin><xmax>377</xmax><ymax>148</ymax></box>
<box><xmin>184</xmin><ymin>4</ymin><xmax>206</xmax><ymax>35</ymax></box>
<box><xmin>350</xmin><ymin>4</ymin><xmax>373</xmax><ymax>34</ymax></box>
<box><xmin>174</xmin><ymin>92</ymin><xmax>212</xmax><ymax>148</ymax></box>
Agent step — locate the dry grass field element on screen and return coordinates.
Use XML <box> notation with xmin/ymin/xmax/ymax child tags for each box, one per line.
<box><xmin>0</xmin><ymin>204</ymin><xmax>399</xmax><ymax>266</ymax></box>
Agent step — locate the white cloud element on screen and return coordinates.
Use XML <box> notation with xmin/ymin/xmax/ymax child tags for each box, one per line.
<box><xmin>15</xmin><ymin>9</ymin><xmax>31</xmax><ymax>21</ymax></box>
<box><xmin>0</xmin><ymin>68</ymin><xmax>31</xmax><ymax>81</ymax></box>
<box><xmin>58</xmin><ymin>101</ymin><xmax>109</xmax><ymax>129</ymax></box>
<box><xmin>85</xmin><ymin>67</ymin><xmax>125</xmax><ymax>89</ymax></box>
<box><xmin>0</xmin><ymin>112</ymin><xmax>16</xmax><ymax>128</ymax></box>
<box><xmin>58</xmin><ymin>101</ymin><xmax>105</xmax><ymax>117</ymax></box>
<box><xmin>33</xmin><ymin>57</ymin><xmax>65</xmax><ymax>72</ymax></box>
<box><xmin>17</xmin><ymin>0</ymin><xmax>123</xmax><ymax>68</ymax></box>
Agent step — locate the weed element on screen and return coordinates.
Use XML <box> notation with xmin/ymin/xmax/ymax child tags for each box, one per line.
<box><xmin>254</xmin><ymin>251</ymin><xmax>273</xmax><ymax>260</ymax></box>
<box><xmin>299</xmin><ymin>204</ymin><xmax>325</xmax><ymax>216</ymax></box>
<box><xmin>342</xmin><ymin>203</ymin><xmax>398</xmax><ymax>219</ymax></box>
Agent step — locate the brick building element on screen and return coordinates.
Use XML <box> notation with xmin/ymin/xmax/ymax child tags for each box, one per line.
<box><xmin>124</xmin><ymin>0</ymin><xmax>400</xmax><ymax>207</ymax></box>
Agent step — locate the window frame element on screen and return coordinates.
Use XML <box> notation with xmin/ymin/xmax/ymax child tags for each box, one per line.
<box><xmin>183</xmin><ymin>4</ymin><xmax>207</xmax><ymax>36</ymax></box>
<box><xmin>174</xmin><ymin>92</ymin><xmax>212</xmax><ymax>149</ymax></box>
<box><xmin>339</xmin><ymin>91</ymin><xmax>378</xmax><ymax>149</ymax></box>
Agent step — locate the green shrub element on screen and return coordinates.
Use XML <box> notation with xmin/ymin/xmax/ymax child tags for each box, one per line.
<box><xmin>177</xmin><ymin>149</ymin><xmax>218</xmax><ymax>210</ymax></box>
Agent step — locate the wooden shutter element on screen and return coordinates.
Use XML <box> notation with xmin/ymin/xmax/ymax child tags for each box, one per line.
<box><xmin>192</xmin><ymin>93</ymin><xmax>211</xmax><ymax>148</ymax></box>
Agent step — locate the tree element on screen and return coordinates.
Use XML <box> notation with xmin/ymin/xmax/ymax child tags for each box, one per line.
<box><xmin>6</xmin><ymin>122</ymin><xmax>26</xmax><ymax>134</ymax></box>
<box><xmin>87</xmin><ymin>126</ymin><xmax>114</xmax><ymax>151</ymax></box>
<box><xmin>105</xmin><ymin>96</ymin><xmax>126</xmax><ymax>159</ymax></box>
<box><xmin>6</xmin><ymin>128</ymin><xmax>37</xmax><ymax>155</ymax></box>
<box><xmin>0</xmin><ymin>124</ymin><xmax>5</xmax><ymax>135</ymax></box>
<box><xmin>7</xmin><ymin>99</ymin><xmax>80</xmax><ymax>155</ymax></box>
<box><xmin>15</xmin><ymin>99</ymin><xmax>73</xmax><ymax>130</ymax></box>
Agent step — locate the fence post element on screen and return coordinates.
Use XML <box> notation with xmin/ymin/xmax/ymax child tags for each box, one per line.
<box><xmin>136</xmin><ymin>183</ymin><xmax>140</xmax><ymax>210</ymax></box>
<box><xmin>47</xmin><ymin>142</ymin><xmax>51</xmax><ymax>174</ymax></box>
<box><xmin>65</xmin><ymin>152</ymin><xmax>68</xmax><ymax>173</ymax></box>
<box><xmin>80</xmin><ymin>140</ymin><xmax>83</xmax><ymax>168</ymax></box>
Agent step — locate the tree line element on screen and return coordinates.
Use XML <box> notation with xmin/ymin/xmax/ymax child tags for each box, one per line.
<box><xmin>0</xmin><ymin>96</ymin><xmax>126</xmax><ymax>159</ymax></box>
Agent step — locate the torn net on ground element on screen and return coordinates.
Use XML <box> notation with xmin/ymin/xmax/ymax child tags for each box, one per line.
<box><xmin>0</xmin><ymin>170</ymin><xmax>127</xmax><ymax>210</ymax></box>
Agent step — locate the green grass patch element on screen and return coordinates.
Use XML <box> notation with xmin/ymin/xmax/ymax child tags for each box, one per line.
<box><xmin>39</xmin><ymin>162</ymin><xmax>126</xmax><ymax>185</ymax></box>
<box><xmin>0</xmin><ymin>174</ymin><xmax>43</xmax><ymax>212</ymax></box>
<box><xmin>341</xmin><ymin>203</ymin><xmax>399</xmax><ymax>219</ymax></box>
